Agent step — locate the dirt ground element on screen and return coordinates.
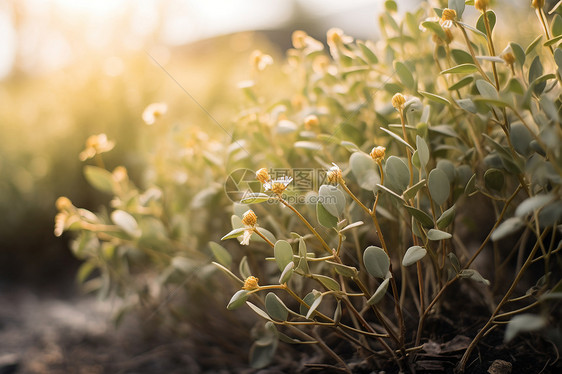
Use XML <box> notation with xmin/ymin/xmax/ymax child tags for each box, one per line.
<box><xmin>0</xmin><ymin>283</ymin><xmax>560</xmax><ymax>374</ymax></box>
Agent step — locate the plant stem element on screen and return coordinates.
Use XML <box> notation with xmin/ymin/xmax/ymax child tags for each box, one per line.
<box><xmin>278</xmin><ymin>197</ymin><xmax>332</xmax><ymax>254</ymax></box>
<box><xmin>457</xmin><ymin>229</ymin><xmax>549</xmax><ymax>372</ymax></box>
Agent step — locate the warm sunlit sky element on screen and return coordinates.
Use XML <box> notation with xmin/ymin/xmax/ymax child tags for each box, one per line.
<box><xmin>0</xmin><ymin>0</ymin><xmax>384</xmax><ymax>78</ymax></box>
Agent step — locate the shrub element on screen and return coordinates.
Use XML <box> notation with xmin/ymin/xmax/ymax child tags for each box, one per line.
<box><xmin>58</xmin><ymin>0</ymin><xmax>562</xmax><ymax>372</ymax></box>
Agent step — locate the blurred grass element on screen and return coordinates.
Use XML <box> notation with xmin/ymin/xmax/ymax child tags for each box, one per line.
<box><xmin>0</xmin><ymin>32</ymin><xmax>280</xmax><ymax>285</ymax></box>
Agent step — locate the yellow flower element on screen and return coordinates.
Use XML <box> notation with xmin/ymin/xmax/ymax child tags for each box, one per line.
<box><xmin>304</xmin><ymin>114</ymin><xmax>319</xmax><ymax>130</ymax></box>
<box><xmin>392</xmin><ymin>93</ymin><xmax>406</xmax><ymax>111</ymax></box>
<box><xmin>370</xmin><ymin>146</ymin><xmax>386</xmax><ymax>162</ymax></box>
<box><xmin>250</xmin><ymin>50</ymin><xmax>273</xmax><ymax>71</ymax></box>
<box><xmin>500</xmin><ymin>45</ymin><xmax>516</xmax><ymax>66</ymax></box>
<box><xmin>112</xmin><ymin>166</ymin><xmax>128</xmax><ymax>183</ymax></box>
<box><xmin>56</xmin><ymin>196</ymin><xmax>73</xmax><ymax>211</ymax></box>
<box><xmin>256</xmin><ymin>168</ymin><xmax>271</xmax><ymax>184</ymax></box>
<box><xmin>440</xmin><ymin>8</ymin><xmax>457</xmax><ymax>29</ymax></box>
<box><xmin>142</xmin><ymin>102</ymin><xmax>168</xmax><ymax>125</ymax></box>
<box><xmin>242</xmin><ymin>209</ymin><xmax>257</xmax><ymax>227</ymax></box>
<box><xmin>532</xmin><ymin>0</ymin><xmax>545</xmax><ymax>9</ymax></box>
<box><xmin>292</xmin><ymin>30</ymin><xmax>308</xmax><ymax>49</ymax></box>
<box><xmin>474</xmin><ymin>0</ymin><xmax>489</xmax><ymax>12</ymax></box>
<box><xmin>326</xmin><ymin>163</ymin><xmax>342</xmax><ymax>184</ymax></box>
<box><xmin>79</xmin><ymin>134</ymin><xmax>115</xmax><ymax>161</ymax></box>
<box><xmin>264</xmin><ymin>176</ymin><xmax>293</xmax><ymax>195</ymax></box>
<box><xmin>242</xmin><ymin>276</ymin><xmax>259</xmax><ymax>290</ymax></box>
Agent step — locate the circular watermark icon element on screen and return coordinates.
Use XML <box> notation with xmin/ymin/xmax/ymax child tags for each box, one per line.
<box><xmin>224</xmin><ymin>168</ymin><xmax>262</xmax><ymax>203</ymax></box>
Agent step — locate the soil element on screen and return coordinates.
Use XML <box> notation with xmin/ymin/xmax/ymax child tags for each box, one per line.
<box><xmin>0</xmin><ymin>283</ymin><xmax>559</xmax><ymax>374</ymax></box>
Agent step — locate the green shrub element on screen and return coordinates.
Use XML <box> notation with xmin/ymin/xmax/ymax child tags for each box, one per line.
<box><xmin>58</xmin><ymin>0</ymin><xmax>562</xmax><ymax>372</ymax></box>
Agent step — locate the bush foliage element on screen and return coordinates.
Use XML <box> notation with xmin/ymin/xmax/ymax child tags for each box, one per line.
<box><xmin>57</xmin><ymin>0</ymin><xmax>562</xmax><ymax>372</ymax></box>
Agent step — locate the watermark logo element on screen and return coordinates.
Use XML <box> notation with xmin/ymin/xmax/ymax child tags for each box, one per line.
<box><xmin>224</xmin><ymin>168</ymin><xmax>336</xmax><ymax>205</ymax></box>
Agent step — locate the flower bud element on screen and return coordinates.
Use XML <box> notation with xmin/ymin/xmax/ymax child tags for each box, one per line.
<box><xmin>256</xmin><ymin>168</ymin><xmax>270</xmax><ymax>184</ymax></box>
<box><xmin>292</xmin><ymin>30</ymin><xmax>308</xmax><ymax>49</ymax></box>
<box><xmin>474</xmin><ymin>0</ymin><xmax>489</xmax><ymax>12</ymax></box>
<box><xmin>370</xmin><ymin>146</ymin><xmax>386</xmax><ymax>162</ymax></box>
<box><xmin>242</xmin><ymin>209</ymin><xmax>257</xmax><ymax>227</ymax></box>
<box><xmin>304</xmin><ymin>114</ymin><xmax>319</xmax><ymax>130</ymax></box>
<box><xmin>326</xmin><ymin>163</ymin><xmax>342</xmax><ymax>184</ymax></box>
<box><xmin>392</xmin><ymin>93</ymin><xmax>406</xmax><ymax>111</ymax></box>
<box><xmin>56</xmin><ymin>196</ymin><xmax>73</xmax><ymax>211</ymax></box>
<box><xmin>531</xmin><ymin>0</ymin><xmax>545</xmax><ymax>9</ymax></box>
<box><xmin>242</xmin><ymin>276</ymin><xmax>259</xmax><ymax>290</ymax></box>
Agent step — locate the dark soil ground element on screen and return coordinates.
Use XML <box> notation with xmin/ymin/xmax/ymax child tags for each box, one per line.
<box><xmin>0</xmin><ymin>281</ymin><xmax>559</xmax><ymax>374</ymax></box>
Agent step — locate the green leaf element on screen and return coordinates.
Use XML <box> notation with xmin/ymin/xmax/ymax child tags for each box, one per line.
<box><xmin>451</xmin><ymin>49</ymin><xmax>473</xmax><ymax>64</ymax></box>
<box><xmin>419</xmin><ymin>91</ymin><xmax>450</xmax><ymax>105</ymax></box>
<box><xmin>341</xmin><ymin>140</ymin><xmax>361</xmax><ymax>153</ymax></box>
<box><xmin>111</xmin><ymin>210</ymin><xmax>141</xmax><ymax>238</ymax></box>
<box><xmin>448</xmin><ymin>253</ymin><xmax>461</xmax><ymax>273</ymax></box>
<box><xmin>316</xmin><ymin>201</ymin><xmax>338</xmax><ymax>229</ymax></box>
<box><xmin>300</xmin><ymin>292</ymin><xmax>318</xmax><ymax>316</ymax></box>
<box><xmin>385</xmin><ymin>156</ymin><xmax>410</xmax><ymax>194</ymax></box>
<box><xmin>484</xmin><ymin>168</ymin><xmax>504</xmax><ymax>192</ymax></box>
<box><xmin>528</xmin><ymin>56</ymin><xmax>545</xmax><ymax>94</ymax></box>
<box><xmin>249</xmin><ymin>323</ymin><xmax>278</xmax><ymax>369</ymax></box>
<box><xmin>437</xmin><ymin>205</ymin><xmax>456</xmax><ymax>229</ymax></box>
<box><xmin>380</xmin><ymin>127</ymin><xmax>415</xmax><ymax>153</ymax></box>
<box><xmin>212</xmin><ymin>261</ymin><xmax>244</xmax><ymax>285</ymax></box>
<box><xmin>274</xmin><ymin>240</ymin><xmax>293</xmax><ymax>271</ymax></box>
<box><xmin>421</xmin><ymin>21</ymin><xmax>447</xmax><ymax>41</ymax></box>
<box><xmin>402</xmin><ymin>246</ymin><xmax>427</xmax><ymax>266</ymax></box>
<box><xmin>403</xmin><ymin>179</ymin><xmax>427</xmax><ymax>201</ymax></box>
<box><xmin>297</xmin><ymin>237</ymin><xmax>310</xmax><ymax>274</ymax></box>
<box><xmin>350</xmin><ymin>152</ymin><xmax>380</xmax><ymax>190</ymax></box>
<box><xmin>552</xmin><ymin>14</ymin><xmax>562</xmax><ymax>37</ymax></box>
<box><xmin>491</xmin><ymin>217</ymin><xmax>524</xmax><ymax>241</ymax></box>
<box><xmin>358</xmin><ymin>41</ymin><xmax>379</xmax><ymax>64</ymax></box>
<box><xmin>440</xmin><ymin>64</ymin><xmax>478</xmax><ymax>74</ymax></box>
<box><xmin>314</xmin><ymin>275</ymin><xmax>341</xmax><ymax>292</ymax></box>
<box><xmin>525</xmin><ymin>35</ymin><xmax>543</xmax><ymax>55</ymax></box>
<box><xmin>367</xmin><ymin>278</ymin><xmax>390</xmax><ymax>305</ymax></box>
<box><xmin>515</xmin><ymin>194</ymin><xmax>554</xmax><ymax>217</ymax></box>
<box><xmin>227</xmin><ymin>290</ymin><xmax>250</xmax><ymax>310</ymax></box>
<box><xmin>405</xmin><ymin>205</ymin><xmax>434</xmax><ymax>228</ymax></box>
<box><xmin>459</xmin><ymin>269</ymin><xmax>490</xmax><ymax>286</ymax></box>
<box><xmin>305</xmin><ymin>294</ymin><xmax>323</xmax><ymax>320</ymax></box>
<box><xmin>427</xmin><ymin>229</ymin><xmax>452</xmax><ymax>241</ymax></box>
<box><xmin>510</xmin><ymin>122</ymin><xmax>533</xmax><ymax>156</ymax></box>
<box><xmin>448</xmin><ymin>76</ymin><xmax>474</xmax><ymax>91</ymax></box>
<box><xmin>265</xmin><ymin>293</ymin><xmax>289</xmax><ymax>321</ymax></box>
<box><xmin>394</xmin><ymin>61</ymin><xmax>416</xmax><ymax>91</ymax></box>
<box><xmin>504</xmin><ymin>314</ymin><xmax>547</xmax><ymax>343</ymax></box>
<box><xmin>209</xmin><ymin>242</ymin><xmax>232</xmax><ymax>267</ymax></box>
<box><xmin>84</xmin><ymin>165</ymin><xmax>114</xmax><ymax>194</ymax></box>
<box><xmin>416</xmin><ymin>135</ymin><xmax>430</xmax><ymax>169</ymax></box>
<box><xmin>544</xmin><ymin>34</ymin><xmax>562</xmax><ymax>47</ymax></box>
<box><xmin>279</xmin><ymin>262</ymin><xmax>294</xmax><ymax>284</ymax></box>
<box><xmin>240</xmin><ymin>193</ymin><xmax>270</xmax><ymax>204</ymax></box>
<box><xmin>221</xmin><ymin>227</ymin><xmax>246</xmax><ymax>241</ymax></box>
<box><xmin>476</xmin><ymin>79</ymin><xmax>498</xmax><ymax>100</ymax></box>
<box><xmin>294</xmin><ymin>141</ymin><xmax>323</xmax><ymax>151</ymax></box>
<box><xmin>77</xmin><ymin>260</ymin><xmax>97</xmax><ymax>283</ymax></box>
<box><xmin>377</xmin><ymin>183</ymin><xmax>407</xmax><ymax>202</ymax></box>
<box><xmin>325</xmin><ymin>261</ymin><xmax>358</xmax><ymax>278</ymax></box>
<box><xmin>319</xmin><ymin>185</ymin><xmax>346</xmax><ymax>218</ymax></box>
<box><xmin>510</xmin><ymin>42</ymin><xmax>525</xmax><ymax>67</ymax></box>
<box><xmin>476</xmin><ymin>10</ymin><xmax>496</xmax><ymax>36</ymax></box>
<box><xmin>363</xmin><ymin>246</ymin><xmax>390</xmax><ymax>279</ymax></box>
<box><xmin>247</xmin><ymin>301</ymin><xmax>274</xmax><ymax>321</ymax></box>
<box><xmin>428</xmin><ymin>168</ymin><xmax>450</xmax><ymax>205</ymax></box>
<box><xmin>456</xmin><ymin>98</ymin><xmax>477</xmax><ymax>113</ymax></box>
<box><xmin>239</xmin><ymin>256</ymin><xmax>251</xmax><ymax>279</ymax></box>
